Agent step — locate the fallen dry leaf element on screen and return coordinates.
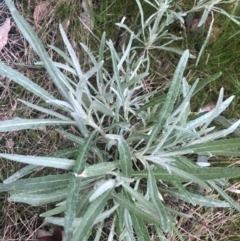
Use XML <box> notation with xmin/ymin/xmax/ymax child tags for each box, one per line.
<box><xmin>80</xmin><ymin>0</ymin><xmax>94</xmax><ymax>30</ymax></box>
<box><xmin>34</xmin><ymin>2</ymin><xmax>50</xmax><ymax>22</ymax></box>
<box><xmin>198</xmin><ymin>102</ymin><xmax>216</xmax><ymax>113</ymax></box>
<box><xmin>36</xmin><ymin>225</ymin><xmax>63</xmax><ymax>241</ymax></box>
<box><xmin>5</xmin><ymin>138</ymin><xmax>14</xmax><ymax>149</ymax></box>
<box><xmin>190</xmin><ymin>18</ymin><xmax>200</xmax><ymax>32</ymax></box>
<box><xmin>0</xmin><ymin>18</ymin><xmax>11</xmax><ymax>51</ymax></box>
<box><xmin>190</xmin><ymin>15</ymin><xmax>212</xmax><ymax>32</ymax></box>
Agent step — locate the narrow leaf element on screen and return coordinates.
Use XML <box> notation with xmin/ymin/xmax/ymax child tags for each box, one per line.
<box><xmin>168</xmin><ymin>138</ymin><xmax>240</xmax><ymax>156</ymax></box>
<box><xmin>1</xmin><ymin>173</ymin><xmax>71</xmax><ymax>192</ymax></box>
<box><xmin>59</xmin><ymin>24</ymin><xmax>83</xmax><ymax>78</ymax></box>
<box><xmin>0</xmin><ymin>63</ymin><xmax>55</xmax><ymax>101</ymax></box>
<box><xmin>111</xmin><ymin>192</ymin><xmax>160</xmax><ymax>224</ymax></box>
<box><xmin>169</xmin><ymin>191</ymin><xmax>231</xmax><ymax>208</ymax></box>
<box><xmin>64</xmin><ymin>132</ymin><xmax>95</xmax><ymax>241</ymax></box>
<box><xmin>130</xmin><ymin>213</ymin><xmax>151</xmax><ymax>241</ymax></box>
<box><xmin>124</xmin><ymin>190</ymin><xmax>152</xmax><ymax>241</ymax></box>
<box><xmin>8</xmin><ymin>189</ymin><xmax>68</xmax><ymax>206</ymax></box>
<box><xmin>193</xmin><ymin>72</ymin><xmax>221</xmax><ymax>96</ymax></box>
<box><xmin>18</xmin><ymin>99</ymin><xmax>71</xmax><ymax>121</ymax></box>
<box><xmin>3</xmin><ymin>164</ymin><xmax>38</xmax><ymax>184</ymax></box>
<box><xmin>172</xmin><ymin>182</ymin><xmax>196</xmax><ymax>205</ymax></box>
<box><xmin>145</xmin><ymin>50</ymin><xmax>189</xmax><ymax>151</ymax></box>
<box><xmin>80</xmin><ymin>161</ymin><xmax>119</xmax><ymax>178</ymax></box>
<box><xmin>134</xmin><ymin>166</ymin><xmax>240</xmax><ymax>182</ymax></box>
<box><xmin>208</xmin><ymin>181</ymin><xmax>240</xmax><ymax>212</ymax></box>
<box><xmin>106</xmin><ymin>135</ymin><xmax>132</xmax><ymax>177</ymax></box>
<box><xmin>71</xmin><ymin>189</ymin><xmax>112</xmax><ymax>241</ymax></box>
<box><xmin>147</xmin><ymin>167</ymin><xmax>170</xmax><ymax>232</ymax></box>
<box><xmin>0</xmin><ymin>154</ymin><xmax>74</xmax><ymax>170</ymax></box>
<box><xmin>0</xmin><ymin>118</ymin><xmax>75</xmax><ymax>132</ymax></box>
<box><xmin>40</xmin><ymin>205</ymin><xmax>66</xmax><ymax>218</ymax></box>
<box><xmin>89</xmin><ymin>179</ymin><xmax>116</xmax><ymax>202</ymax></box>
<box><xmin>5</xmin><ymin>0</ymin><xmax>69</xmax><ymax>100</ymax></box>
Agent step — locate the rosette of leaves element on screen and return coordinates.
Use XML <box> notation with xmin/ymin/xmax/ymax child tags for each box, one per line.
<box><xmin>1</xmin><ymin>0</ymin><xmax>240</xmax><ymax>240</ymax></box>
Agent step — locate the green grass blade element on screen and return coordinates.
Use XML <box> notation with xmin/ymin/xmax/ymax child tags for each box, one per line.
<box><xmin>135</xmin><ymin>0</ymin><xmax>145</xmax><ymax>39</ymax></box>
<box><xmin>126</xmin><ymin>133</ymin><xmax>150</xmax><ymax>143</ymax></box>
<box><xmin>118</xmin><ymin>34</ymin><xmax>134</xmax><ymax>70</ymax></box>
<box><xmin>98</xmin><ymin>32</ymin><xmax>106</xmax><ymax>62</ymax></box>
<box><xmin>80</xmin><ymin>43</ymin><xmax>99</xmax><ymax>66</ymax></box>
<box><xmin>171</xmin><ymin>224</ymin><xmax>185</xmax><ymax>241</ymax></box>
<box><xmin>204</xmin><ymin>150</ymin><xmax>240</xmax><ymax>156</ymax></box>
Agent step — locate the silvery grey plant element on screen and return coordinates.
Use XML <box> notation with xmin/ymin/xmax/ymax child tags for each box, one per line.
<box><xmin>1</xmin><ymin>0</ymin><xmax>240</xmax><ymax>240</ymax></box>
